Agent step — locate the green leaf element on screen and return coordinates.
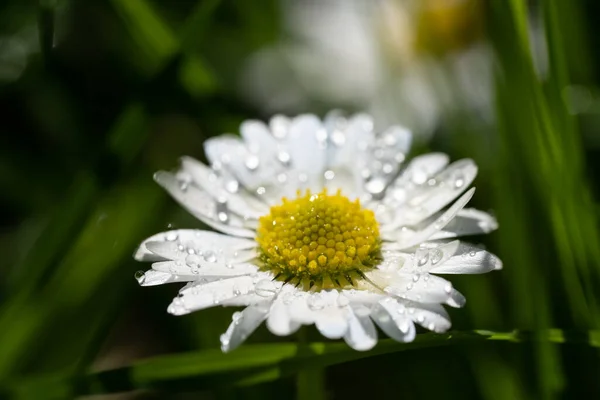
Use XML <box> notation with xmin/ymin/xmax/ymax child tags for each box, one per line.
<box><xmin>6</xmin><ymin>330</ymin><xmax>600</xmax><ymax>398</ymax></box>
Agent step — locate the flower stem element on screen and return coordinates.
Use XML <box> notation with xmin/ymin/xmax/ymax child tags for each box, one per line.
<box><xmin>296</xmin><ymin>327</ymin><xmax>326</xmax><ymax>400</ymax></box>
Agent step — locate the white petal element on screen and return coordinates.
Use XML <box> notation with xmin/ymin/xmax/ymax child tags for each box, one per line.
<box><xmin>267</xmin><ymin>294</ymin><xmax>301</xmax><ymax>336</ymax></box>
<box><xmin>314</xmin><ymin>309</ymin><xmax>349</xmax><ymax>339</ymax></box>
<box><xmin>204</xmin><ymin>135</ymin><xmax>285</xmax><ymax>199</ymax></box>
<box><xmin>220</xmin><ymin>302</ymin><xmax>271</xmax><ymax>352</ymax></box>
<box><xmin>383</xmin><ymin>159</ymin><xmax>477</xmax><ymax>229</ymax></box>
<box><xmin>152</xmin><ymin>260</ymin><xmax>259</xmax><ymax>278</ymax></box>
<box><xmin>180</xmin><ymin>156</ymin><xmax>268</xmax><ymax>218</ymax></box>
<box><xmin>136</xmin><ymin>270</ymin><xmax>196</xmax><ymax>286</ymax></box>
<box><xmin>429</xmin><ymin>242</ymin><xmax>503</xmax><ymax>274</ymax></box>
<box><xmin>362</xmin><ymin>125</ymin><xmax>412</xmax><ymax>198</ymax></box>
<box><xmin>269</xmin><ymin>114</ymin><xmax>292</xmax><ymax>139</ymax></box>
<box><xmin>393</xmin><ymin>153</ymin><xmax>450</xmax><ymax>188</ymax></box>
<box><xmin>344</xmin><ymin>307</ymin><xmax>378</xmax><ymax>351</ymax></box>
<box><xmin>370</xmin><ymin>298</ymin><xmax>416</xmax><ymax>342</ymax></box>
<box><xmin>134</xmin><ymin>230</ymin><xmax>256</xmax><ymax>262</ymax></box>
<box><xmin>429</xmin><ymin>208</ymin><xmax>498</xmax><ymax>239</ymax></box>
<box><xmin>399</xmin><ymin>241</ymin><xmax>461</xmax><ymax>273</ymax></box>
<box><xmin>154</xmin><ymin>171</ymin><xmax>256</xmax><ymax>238</ymax></box>
<box><xmin>286</xmin><ymin>114</ymin><xmax>327</xmax><ymax>189</ymax></box>
<box><xmin>169</xmin><ymin>272</ymin><xmax>278</xmax><ymax>315</ymax></box>
<box><xmin>404</xmin><ymin>301</ymin><xmax>452</xmax><ymax>333</ymax></box>
<box><xmin>240</xmin><ymin>120</ymin><xmax>277</xmax><ymax>154</ymax></box>
<box><xmin>382</xmin><ymin>272</ymin><xmax>465</xmax><ymax>307</ymax></box>
<box><xmin>390</xmin><ymin>188</ymin><xmax>475</xmax><ymax>249</ymax></box>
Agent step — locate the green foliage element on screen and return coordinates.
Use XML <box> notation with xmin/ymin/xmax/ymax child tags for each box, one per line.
<box><xmin>1</xmin><ymin>0</ymin><xmax>599</xmax><ymax>399</ymax></box>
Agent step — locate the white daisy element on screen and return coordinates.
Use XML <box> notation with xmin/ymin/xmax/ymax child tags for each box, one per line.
<box><xmin>134</xmin><ymin>112</ymin><xmax>502</xmax><ymax>352</ymax></box>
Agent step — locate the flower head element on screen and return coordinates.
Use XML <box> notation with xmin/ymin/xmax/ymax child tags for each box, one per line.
<box><xmin>134</xmin><ymin>112</ymin><xmax>501</xmax><ymax>352</ymax></box>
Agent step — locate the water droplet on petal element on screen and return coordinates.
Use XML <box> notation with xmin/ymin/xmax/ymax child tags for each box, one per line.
<box><xmin>417</xmin><ymin>314</ymin><xmax>425</xmax><ymax>323</ymax></box>
<box><xmin>232</xmin><ymin>311</ymin><xmax>243</xmax><ymax>323</ymax></box>
<box><xmin>225</xmin><ymin>179</ymin><xmax>239</xmax><ymax>193</ymax></box>
<box><xmin>134</xmin><ymin>270</ymin><xmax>146</xmax><ymax>284</ymax></box>
<box><xmin>417</xmin><ymin>252</ymin><xmax>429</xmax><ymax>266</ymax></box>
<box><xmin>444</xmin><ymin>283</ymin><xmax>453</xmax><ymax>293</ymax></box>
<box><xmin>454</xmin><ymin>174</ymin><xmax>465</xmax><ymax>189</ymax></box>
<box><xmin>307</xmin><ymin>293</ymin><xmax>325</xmax><ymax>310</ymax></box>
<box><xmin>204</xmin><ymin>251</ymin><xmax>217</xmax><ymax>263</ymax></box>
<box><xmin>337</xmin><ymin>293</ymin><xmax>350</xmax><ymax>307</ymax></box>
<box><xmin>430</xmin><ymin>249</ymin><xmax>443</xmax><ymax>265</ymax></box>
<box><xmin>412</xmin><ymin>273</ymin><xmax>420</xmax><ymax>282</ymax></box>
<box><xmin>166</xmin><ymin>232</ymin><xmax>178</xmax><ymax>241</ymax></box>
<box><xmin>427</xmin><ymin>322</ymin><xmax>436</xmax><ymax>331</ymax></box>
<box><xmin>245</xmin><ymin>155</ymin><xmax>260</xmax><ymax>170</ymax></box>
<box><xmin>218</xmin><ymin>212</ymin><xmax>229</xmax><ymax>223</ymax></box>
<box><xmin>324</xmin><ymin>170</ymin><xmax>335</xmax><ymax>180</ymax></box>
<box><xmin>399</xmin><ymin>320</ymin><xmax>410</xmax><ymax>333</ymax></box>
<box><xmin>277</xmin><ymin>151</ymin><xmax>291</xmax><ymax>165</ymax></box>
<box><xmin>469</xmin><ymin>251</ymin><xmax>477</xmax><ymax>257</ymax></box>
<box><xmin>255</xmin><ymin>279</ymin><xmax>278</xmax><ymax>297</ymax></box>
<box><xmin>282</xmin><ymin>292</ymin><xmax>294</xmax><ymax>305</ymax></box>
<box><xmin>365</xmin><ymin>178</ymin><xmax>386</xmax><ymax>195</ymax></box>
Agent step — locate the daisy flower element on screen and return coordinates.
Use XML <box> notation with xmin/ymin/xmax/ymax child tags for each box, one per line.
<box><xmin>134</xmin><ymin>112</ymin><xmax>501</xmax><ymax>352</ymax></box>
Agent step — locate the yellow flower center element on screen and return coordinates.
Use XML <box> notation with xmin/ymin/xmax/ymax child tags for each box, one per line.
<box><xmin>256</xmin><ymin>190</ymin><xmax>381</xmax><ymax>290</ymax></box>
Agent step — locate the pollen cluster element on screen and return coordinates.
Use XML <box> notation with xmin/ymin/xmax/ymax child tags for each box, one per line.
<box><xmin>256</xmin><ymin>190</ymin><xmax>381</xmax><ymax>289</ymax></box>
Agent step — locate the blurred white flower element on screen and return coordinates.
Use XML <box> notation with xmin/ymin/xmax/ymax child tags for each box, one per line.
<box><xmin>134</xmin><ymin>112</ymin><xmax>501</xmax><ymax>352</ymax></box>
<box><xmin>240</xmin><ymin>0</ymin><xmax>492</xmax><ymax>141</ymax></box>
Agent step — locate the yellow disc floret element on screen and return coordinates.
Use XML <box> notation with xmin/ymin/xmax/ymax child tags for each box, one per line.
<box><xmin>256</xmin><ymin>190</ymin><xmax>381</xmax><ymax>290</ymax></box>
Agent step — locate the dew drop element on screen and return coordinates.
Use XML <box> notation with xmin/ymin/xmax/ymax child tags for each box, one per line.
<box><xmin>337</xmin><ymin>293</ymin><xmax>350</xmax><ymax>307</ymax></box>
<box><xmin>218</xmin><ymin>212</ymin><xmax>229</xmax><ymax>223</ymax></box>
<box><xmin>444</xmin><ymin>283</ymin><xmax>453</xmax><ymax>293</ymax></box>
<box><xmin>255</xmin><ymin>279</ymin><xmax>278</xmax><ymax>297</ymax></box>
<box><xmin>134</xmin><ymin>270</ymin><xmax>146</xmax><ymax>285</ymax></box>
<box><xmin>256</xmin><ymin>186</ymin><xmax>266</xmax><ymax>195</ymax></box>
<box><xmin>277</xmin><ymin>151</ymin><xmax>291</xmax><ymax>164</ymax></box>
<box><xmin>454</xmin><ymin>174</ymin><xmax>465</xmax><ymax>189</ymax></box>
<box><xmin>382</xmin><ymin>163</ymin><xmax>394</xmax><ymax>174</ymax></box>
<box><xmin>220</xmin><ymin>334</ymin><xmax>230</xmax><ymax>347</ymax></box>
<box><xmin>399</xmin><ymin>321</ymin><xmax>410</xmax><ymax>333</ymax></box>
<box><xmin>430</xmin><ymin>248</ymin><xmax>443</xmax><ymax>265</ymax></box>
<box><xmin>469</xmin><ymin>251</ymin><xmax>477</xmax><ymax>257</ymax></box>
<box><xmin>417</xmin><ymin>314</ymin><xmax>425</xmax><ymax>323</ymax></box>
<box><xmin>282</xmin><ymin>292</ymin><xmax>294</xmax><ymax>305</ymax></box>
<box><xmin>324</xmin><ymin>170</ymin><xmax>335</xmax><ymax>180</ymax></box>
<box><xmin>166</xmin><ymin>232</ymin><xmax>178</xmax><ymax>241</ymax></box>
<box><xmin>307</xmin><ymin>293</ymin><xmax>325</xmax><ymax>310</ymax></box>
<box><xmin>331</xmin><ymin>130</ymin><xmax>346</xmax><ymax>146</ymax></box>
<box><xmin>245</xmin><ymin>155</ymin><xmax>260</xmax><ymax>170</ymax></box>
<box><xmin>406</xmin><ymin>283</ymin><xmax>413</xmax><ymax>291</ymax></box>
<box><xmin>412</xmin><ymin>273</ymin><xmax>420</xmax><ymax>283</ymax></box>
<box><xmin>232</xmin><ymin>311</ymin><xmax>243</xmax><ymax>323</ymax></box>
<box><xmin>225</xmin><ymin>179</ymin><xmax>239</xmax><ymax>193</ymax></box>
<box><xmin>365</xmin><ymin>178</ymin><xmax>386</xmax><ymax>195</ymax></box>
<box><xmin>427</xmin><ymin>322</ymin><xmax>436</xmax><ymax>331</ymax></box>
<box><xmin>417</xmin><ymin>252</ymin><xmax>429</xmax><ymax>266</ymax></box>
<box><xmin>203</xmin><ymin>251</ymin><xmax>217</xmax><ymax>263</ymax></box>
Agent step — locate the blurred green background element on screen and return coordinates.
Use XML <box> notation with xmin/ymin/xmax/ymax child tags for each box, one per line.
<box><xmin>1</xmin><ymin>0</ymin><xmax>600</xmax><ymax>399</ymax></box>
